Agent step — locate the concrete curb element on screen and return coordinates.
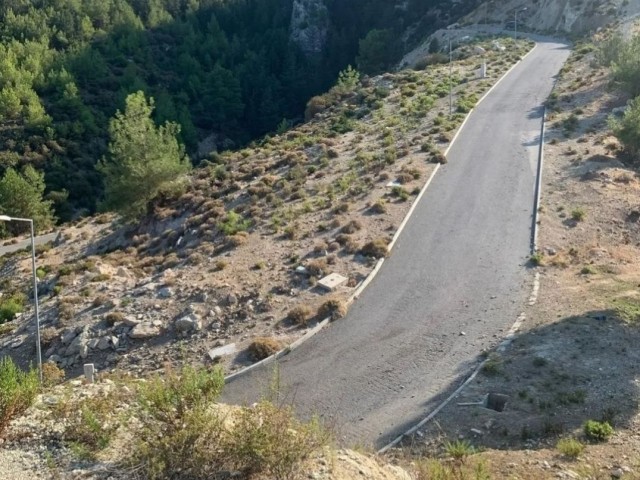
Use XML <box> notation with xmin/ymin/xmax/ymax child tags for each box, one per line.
<box><xmin>224</xmin><ymin>43</ymin><xmax>538</xmax><ymax>386</ymax></box>
<box><xmin>531</xmin><ymin>106</ymin><xmax>546</xmax><ymax>254</ymax></box>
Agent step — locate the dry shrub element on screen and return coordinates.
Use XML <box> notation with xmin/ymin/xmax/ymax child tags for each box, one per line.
<box><xmin>92</xmin><ymin>294</ymin><xmax>109</xmax><ymax>308</ymax></box>
<box><xmin>340</xmin><ymin>219</ymin><xmax>362</xmax><ymax>234</ymax></box>
<box><xmin>229</xmin><ymin>401</ymin><xmax>329</xmax><ymax>480</ymax></box>
<box><xmin>227</xmin><ymin>231</ymin><xmax>249</xmax><ymax>248</ymax></box>
<box><xmin>333</xmin><ymin>202</ymin><xmax>349</xmax><ymax>214</ymax></box>
<box><xmin>306</xmin><ymin>259</ymin><xmax>327</xmax><ymax>277</ymax></box>
<box><xmin>361</xmin><ymin>238</ymin><xmax>389</xmax><ymax>258</ymax></box>
<box><xmin>40</xmin><ymin>327</ymin><xmax>58</xmax><ymax>348</ymax></box>
<box><xmin>105</xmin><ymin>311</ymin><xmax>125</xmax><ymax>326</ymax></box>
<box><xmin>369</xmin><ymin>199</ymin><xmax>387</xmax><ymax>214</ymax></box>
<box><xmin>248</xmin><ymin>337</ymin><xmax>283</xmax><ymax>360</ymax></box>
<box><xmin>319</xmin><ymin>299</ymin><xmax>348</xmax><ymax>321</ymax></box>
<box><xmin>42</xmin><ymin>362</ymin><xmax>65</xmax><ymax>387</ymax></box>
<box><xmin>287</xmin><ymin>306</ymin><xmax>313</xmax><ymax>326</ymax></box>
<box><xmin>431</xmin><ymin>152</ymin><xmax>448</xmax><ymax>164</ymax></box>
<box><xmin>396</xmin><ymin>173</ymin><xmax>414</xmax><ymax>184</ymax></box>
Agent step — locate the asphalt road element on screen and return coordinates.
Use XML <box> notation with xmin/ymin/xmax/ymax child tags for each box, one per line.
<box><xmin>0</xmin><ymin>232</ymin><xmax>58</xmax><ymax>257</ymax></box>
<box><xmin>223</xmin><ymin>39</ymin><xmax>571</xmax><ymax>448</ymax></box>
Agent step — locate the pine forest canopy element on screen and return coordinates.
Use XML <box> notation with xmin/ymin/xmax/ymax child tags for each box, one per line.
<box><xmin>0</xmin><ymin>0</ymin><xmax>477</xmax><ymax>226</ymax></box>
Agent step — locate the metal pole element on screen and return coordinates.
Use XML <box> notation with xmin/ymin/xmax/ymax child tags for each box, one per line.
<box><xmin>29</xmin><ymin>220</ymin><xmax>43</xmax><ymax>383</ymax></box>
<box><xmin>514</xmin><ymin>10</ymin><xmax>517</xmax><ymax>41</ymax></box>
<box><xmin>449</xmin><ymin>34</ymin><xmax>453</xmax><ymax>116</ymax></box>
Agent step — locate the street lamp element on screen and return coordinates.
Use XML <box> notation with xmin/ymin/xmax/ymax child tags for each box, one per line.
<box><xmin>514</xmin><ymin>7</ymin><xmax>527</xmax><ymax>41</ymax></box>
<box><xmin>0</xmin><ymin>215</ymin><xmax>42</xmax><ymax>382</ymax></box>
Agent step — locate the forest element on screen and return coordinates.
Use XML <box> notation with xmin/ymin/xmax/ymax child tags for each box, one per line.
<box><xmin>0</xmin><ymin>0</ymin><xmax>477</xmax><ymax>223</ymax></box>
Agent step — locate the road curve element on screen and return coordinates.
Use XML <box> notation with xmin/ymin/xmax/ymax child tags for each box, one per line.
<box><xmin>223</xmin><ymin>39</ymin><xmax>571</xmax><ymax>448</ymax></box>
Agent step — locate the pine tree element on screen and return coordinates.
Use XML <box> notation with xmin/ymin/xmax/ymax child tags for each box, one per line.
<box><xmin>97</xmin><ymin>91</ymin><xmax>190</xmax><ymax>219</ymax></box>
<box><xmin>0</xmin><ymin>166</ymin><xmax>55</xmax><ymax>236</ymax></box>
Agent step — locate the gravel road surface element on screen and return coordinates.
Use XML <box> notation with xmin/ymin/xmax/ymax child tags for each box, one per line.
<box><xmin>223</xmin><ymin>39</ymin><xmax>571</xmax><ymax>448</ymax></box>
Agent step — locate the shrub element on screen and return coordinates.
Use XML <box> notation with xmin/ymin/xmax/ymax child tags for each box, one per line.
<box><xmin>584</xmin><ymin>420</ymin><xmax>614</xmax><ymax>442</ymax></box>
<box><xmin>361</xmin><ymin>238</ymin><xmax>389</xmax><ymax>258</ymax></box>
<box><xmin>218</xmin><ymin>211</ymin><xmax>251</xmax><ymax>236</ymax></box>
<box><xmin>42</xmin><ymin>362</ymin><xmax>65</xmax><ymax>387</ymax></box>
<box><xmin>248</xmin><ymin>337</ymin><xmax>282</xmax><ymax>360</ymax></box>
<box><xmin>287</xmin><ymin>306</ymin><xmax>313</xmax><ymax>326</ymax></box>
<box><xmin>319</xmin><ymin>299</ymin><xmax>347</xmax><ymax>320</ymax></box>
<box><xmin>557</xmin><ymin>437</ymin><xmax>585</xmax><ymax>458</ymax></box>
<box><xmin>432</xmin><ymin>152</ymin><xmax>448</xmax><ymax>164</ymax></box>
<box><xmin>444</xmin><ymin>439</ymin><xmax>476</xmax><ymax>460</ymax></box>
<box><xmin>90</xmin><ymin>273</ymin><xmax>111</xmax><ymax>282</ymax></box>
<box><xmin>0</xmin><ymin>296</ymin><xmax>23</xmax><ymax>323</ymax></box>
<box><xmin>530</xmin><ymin>252</ymin><xmax>544</xmax><ymax>266</ymax></box>
<box><xmin>105</xmin><ymin>312</ymin><xmax>125</xmax><ymax>326</ymax></box>
<box><xmin>610</xmin><ymin>96</ymin><xmax>640</xmax><ymax>156</ymax></box>
<box><xmin>571</xmin><ymin>207</ymin><xmax>586</xmax><ymax>221</ymax></box>
<box><xmin>369</xmin><ymin>199</ymin><xmax>387</xmax><ymax>214</ymax></box>
<box><xmin>229</xmin><ymin>402</ymin><xmax>329</xmax><ymax>480</ymax></box>
<box><xmin>0</xmin><ymin>357</ymin><xmax>39</xmax><ymax>437</ymax></box>
<box><xmin>340</xmin><ymin>220</ymin><xmax>362</xmax><ymax>234</ymax></box>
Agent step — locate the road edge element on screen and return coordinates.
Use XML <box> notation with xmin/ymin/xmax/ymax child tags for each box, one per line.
<box><xmin>224</xmin><ymin>42</ymin><xmax>539</xmax><ymax>385</ymax></box>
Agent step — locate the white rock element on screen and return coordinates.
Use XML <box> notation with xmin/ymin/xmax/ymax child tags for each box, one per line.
<box><xmin>175</xmin><ymin>314</ymin><xmax>201</xmax><ymax>333</ymax></box>
<box><xmin>129</xmin><ymin>323</ymin><xmax>161</xmax><ymax>339</ymax></box>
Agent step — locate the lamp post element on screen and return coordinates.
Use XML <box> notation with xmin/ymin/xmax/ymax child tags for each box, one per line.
<box><xmin>514</xmin><ymin>7</ymin><xmax>527</xmax><ymax>41</ymax></box>
<box><xmin>0</xmin><ymin>215</ymin><xmax>42</xmax><ymax>382</ymax></box>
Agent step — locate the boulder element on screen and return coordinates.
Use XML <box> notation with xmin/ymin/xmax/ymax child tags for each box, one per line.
<box><xmin>129</xmin><ymin>323</ymin><xmax>161</xmax><ymax>339</ymax></box>
<box><xmin>122</xmin><ymin>316</ymin><xmax>140</xmax><ymax>327</ymax></box>
<box><xmin>175</xmin><ymin>314</ymin><xmax>201</xmax><ymax>333</ymax></box>
<box><xmin>65</xmin><ymin>330</ymin><xmax>89</xmax><ymax>356</ymax></box>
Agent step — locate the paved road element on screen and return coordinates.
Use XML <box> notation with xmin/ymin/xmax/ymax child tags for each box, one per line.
<box><xmin>0</xmin><ymin>232</ymin><xmax>58</xmax><ymax>257</ymax></box>
<box><xmin>223</xmin><ymin>39</ymin><xmax>571</xmax><ymax>448</ymax></box>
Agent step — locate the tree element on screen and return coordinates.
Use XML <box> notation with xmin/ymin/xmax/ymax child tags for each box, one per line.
<box><xmin>0</xmin><ymin>166</ymin><xmax>55</xmax><ymax>236</ymax></box>
<box><xmin>356</xmin><ymin>29</ymin><xmax>399</xmax><ymax>75</ymax></box>
<box><xmin>97</xmin><ymin>91</ymin><xmax>190</xmax><ymax>219</ymax></box>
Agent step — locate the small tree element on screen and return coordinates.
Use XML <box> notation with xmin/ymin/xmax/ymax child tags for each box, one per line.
<box><xmin>611</xmin><ymin>35</ymin><xmax>640</xmax><ymax>97</ymax></box>
<box><xmin>0</xmin><ymin>166</ymin><xmax>55</xmax><ymax>236</ymax></box>
<box><xmin>98</xmin><ymin>91</ymin><xmax>191</xmax><ymax>219</ymax></box>
<box><xmin>334</xmin><ymin>65</ymin><xmax>360</xmax><ymax>95</ymax></box>
<box><xmin>610</xmin><ymin>96</ymin><xmax>640</xmax><ymax>156</ymax></box>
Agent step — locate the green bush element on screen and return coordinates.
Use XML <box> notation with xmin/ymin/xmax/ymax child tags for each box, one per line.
<box><xmin>610</xmin><ymin>96</ymin><xmax>640</xmax><ymax>156</ymax></box>
<box><xmin>583</xmin><ymin>420</ymin><xmax>614</xmax><ymax>442</ymax></box>
<box><xmin>0</xmin><ymin>357</ymin><xmax>39</xmax><ymax>437</ymax></box>
<box><xmin>556</xmin><ymin>437</ymin><xmax>585</xmax><ymax>458</ymax></box>
<box><xmin>611</xmin><ymin>35</ymin><xmax>640</xmax><ymax>97</ymax></box>
<box><xmin>218</xmin><ymin>211</ymin><xmax>251</xmax><ymax>236</ymax></box>
<box><xmin>0</xmin><ymin>296</ymin><xmax>24</xmax><ymax>323</ymax></box>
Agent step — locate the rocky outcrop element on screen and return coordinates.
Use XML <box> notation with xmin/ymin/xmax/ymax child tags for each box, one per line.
<box><xmin>290</xmin><ymin>0</ymin><xmax>329</xmax><ymax>55</ymax></box>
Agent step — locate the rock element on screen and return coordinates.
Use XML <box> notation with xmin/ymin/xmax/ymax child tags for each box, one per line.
<box><xmin>175</xmin><ymin>314</ymin><xmax>201</xmax><ymax>333</ymax></box>
<box><xmin>97</xmin><ymin>336</ymin><xmax>111</xmax><ymax>350</ymax></box>
<box><xmin>61</xmin><ymin>329</ymin><xmax>77</xmax><ymax>346</ymax></box>
<box><xmin>65</xmin><ymin>331</ymin><xmax>89</xmax><ymax>356</ymax></box>
<box><xmin>225</xmin><ymin>293</ymin><xmax>238</xmax><ymax>306</ymax></box>
<box><xmin>110</xmin><ymin>335</ymin><xmax>119</xmax><ymax>349</ymax></box>
<box><xmin>157</xmin><ymin>287</ymin><xmax>174</xmax><ymax>299</ymax></box>
<box><xmin>122</xmin><ymin>316</ymin><xmax>140</xmax><ymax>327</ymax></box>
<box><xmin>611</xmin><ymin>469</ymin><xmax>624</xmax><ymax>479</ymax></box>
<box><xmin>47</xmin><ymin>354</ymin><xmax>62</xmax><ymax>364</ymax></box>
<box><xmin>474</xmin><ymin>46</ymin><xmax>486</xmax><ymax>54</ymax></box>
<box><xmin>129</xmin><ymin>323</ymin><xmax>161</xmax><ymax>339</ymax></box>
<box><xmin>88</xmin><ymin>338</ymin><xmax>100</xmax><ymax>349</ymax></box>
<box><xmin>116</xmin><ymin>266</ymin><xmax>132</xmax><ymax>278</ymax></box>
<box><xmin>207</xmin><ymin>343</ymin><xmax>237</xmax><ymax>360</ymax></box>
